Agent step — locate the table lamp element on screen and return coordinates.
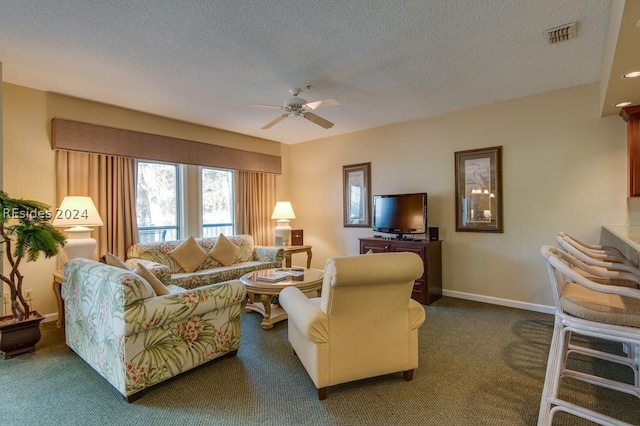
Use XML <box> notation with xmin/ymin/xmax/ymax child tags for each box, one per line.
<box><xmin>52</xmin><ymin>196</ymin><xmax>104</xmax><ymax>260</ymax></box>
<box><xmin>271</xmin><ymin>201</ymin><xmax>296</xmax><ymax>246</ymax></box>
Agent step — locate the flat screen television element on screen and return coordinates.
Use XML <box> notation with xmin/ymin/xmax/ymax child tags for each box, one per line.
<box><xmin>372</xmin><ymin>193</ymin><xmax>427</xmax><ymax>238</ymax></box>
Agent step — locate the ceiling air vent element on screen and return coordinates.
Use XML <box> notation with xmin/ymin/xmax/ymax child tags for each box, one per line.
<box><xmin>545</xmin><ymin>22</ymin><xmax>577</xmax><ymax>44</ymax></box>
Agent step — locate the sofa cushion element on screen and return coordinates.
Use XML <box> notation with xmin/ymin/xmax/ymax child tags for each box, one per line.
<box><xmin>125</xmin><ymin>259</ymin><xmax>172</xmax><ymax>284</ymax></box>
<box><xmin>209</xmin><ymin>234</ymin><xmax>241</xmax><ymax>266</ymax></box>
<box><xmin>169</xmin><ymin>236</ymin><xmax>208</xmax><ymax>272</ymax></box>
<box><xmin>232</xmin><ymin>235</ymin><xmax>255</xmax><ymax>263</ymax></box>
<box><xmin>171</xmin><ymin>261</ymin><xmax>276</xmax><ymax>289</ymax></box>
<box><xmin>136</xmin><ymin>264</ymin><xmax>170</xmax><ymax>296</ymax></box>
<box><xmin>105</xmin><ymin>252</ymin><xmax>132</xmax><ymax>270</ymax></box>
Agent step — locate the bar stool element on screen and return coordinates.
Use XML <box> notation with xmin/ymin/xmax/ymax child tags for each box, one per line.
<box><xmin>539</xmin><ymin>245</ymin><xmax>640</xmax><ymax>425</ymax></box>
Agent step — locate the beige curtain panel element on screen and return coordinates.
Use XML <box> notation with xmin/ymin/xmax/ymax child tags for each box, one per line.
<box><xmin>235</xmin><ymin>171</ymin><xmax>276</xmax><ymax>246</ymax></box>
<box><xmin>56</xmin><ymin>150</ymin><xmax>139</xmax><ymax>259</ymax></box>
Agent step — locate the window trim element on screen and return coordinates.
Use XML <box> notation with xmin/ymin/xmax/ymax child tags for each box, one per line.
<box><xmin>135</xmin><ymin>161</ymin><xmax>236</xmax><ymax>242</ymax></box>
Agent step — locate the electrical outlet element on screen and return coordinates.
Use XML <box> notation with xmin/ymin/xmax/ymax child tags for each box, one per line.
<box><xmin>25</xmin><ymin>289</ymin><xmax>33</xmax><ymax>301</ymax></box>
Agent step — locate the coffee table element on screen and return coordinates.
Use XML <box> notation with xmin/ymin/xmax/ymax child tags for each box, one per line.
<box><xmin>240</xmin><ymin>268</ymin><xmax>323</xmax><ymax>329</ymax></box>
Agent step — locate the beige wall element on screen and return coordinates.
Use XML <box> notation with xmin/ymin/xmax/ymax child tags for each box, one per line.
<box><xmin>289</xmin><ymin>83</ymin><xmax>627</xmax><ymax>310</ymax></box>
<box><xmin>2</xmin><ymin>83</ymin><xmax>285</xmax><ymax>319</ymax></box>
<box><xmin>2</xmin><ymin>81</ymin><xmax>628</xmax><ymax>317</ymax></box>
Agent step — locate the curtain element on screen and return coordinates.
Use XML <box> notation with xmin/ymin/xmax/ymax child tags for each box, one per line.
<box><xmin>235</xmin><ymin>171</ymin><xmax>276</xmax><ymax>246</ymax></box>
<box><xmin>56</xmin><ymin>151</ymin><xmax>139</xmax><ymax>259</ymax></box>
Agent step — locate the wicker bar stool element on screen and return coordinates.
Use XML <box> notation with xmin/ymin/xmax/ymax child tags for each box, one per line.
<box><xmin>539</xmin><ymin>245</ymin><xmax>640</xmax><ymax>425</ymax></box>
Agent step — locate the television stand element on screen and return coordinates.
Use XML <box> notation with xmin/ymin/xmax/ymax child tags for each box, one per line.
<box><xmin>359</xmin><ymin>237</ymin><xmax>442</xmax><ymax>305</ymax></box>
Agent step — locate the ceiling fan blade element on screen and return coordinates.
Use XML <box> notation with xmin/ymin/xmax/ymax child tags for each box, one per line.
<box><xmin>303</xmin><ymin>112</ymin><xmax>334</xmax><ymax>129</ymax></box>
<box><xmin>305</xmin><ymin>98</ymin><xmax>339</xmax><ymax>110</ymax></box>
<box><xmin>250</xmin><ymin>103</ymin><xmax>282</xmax><ymax>109</ymax></box>
<box><xmin>261</xmin><ymin>114</ymin><xmax>289</xmax><ymax>130</ymax></box>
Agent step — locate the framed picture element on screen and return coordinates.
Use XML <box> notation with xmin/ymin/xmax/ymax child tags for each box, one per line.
<box><xmin>343</xmin><ymin>162</ymin><xmax>371</xmax><ymax>227</ymax></box>
<box><xmin>455</xmin><ymin>146</ymin><xmax>503</xmax><ymax>233</ymax></box>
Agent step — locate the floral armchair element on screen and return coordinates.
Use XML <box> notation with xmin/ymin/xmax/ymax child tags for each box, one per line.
<box><xmin>62</xmin><ymin>258</ymin><xmax>246</xmax><ymax>402</ymax></box>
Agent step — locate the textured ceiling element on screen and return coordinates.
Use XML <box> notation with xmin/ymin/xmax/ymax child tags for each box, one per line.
<box><xmin>0</xmin><ymin>1</ymin><xmax>625</xmax><ymax>144</ymax></box>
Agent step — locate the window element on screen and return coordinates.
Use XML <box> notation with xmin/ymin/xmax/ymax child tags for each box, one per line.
<box><xmin>134</xmin><ymin>162</ymin><xmax>234</xmax><ymax>242</ymax></box>
<box><xmin>201</xmin><ymin>168</ymin><xmax>234</xmax><ymax>237</ymax></box>
<box><xmin>136</xmin><ymin>161</ymin><xmax>180</xmax><ymax>242</ymax></box>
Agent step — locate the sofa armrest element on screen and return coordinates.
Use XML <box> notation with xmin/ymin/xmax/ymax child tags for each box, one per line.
<box><xmin>124</xmin><ymin>279</ymin><xmax>246</xmax><ymax>336</ymax></box>
<box><xmin>279</xmin><ymin>287</ymin><xmax>329</xmax><ymax>343</ymax></box>
<box><xmin>63</xmin><ymin>259</ymin><xmax>157</xmax><ymax>339</ymax></box>
<box><xmin>253</xmin><ymin>246</ymin><xmax>285</xmax><ymax>267</ymax></box>
<box><xmin>125</xmin><ymin>258</ymin><xmax>172</xmax><ymax>284</ymax></box>
<box><xmin>65</xmin><ymin>258</ymin><xmax>156</xmax><ymax>305</ymax></box>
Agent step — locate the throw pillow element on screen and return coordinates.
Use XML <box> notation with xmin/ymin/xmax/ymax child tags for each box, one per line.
<box><xmin>105</xmin><ymin>252</ymin><xmax>132</xmax><ymax>270</ymax></box>
<box><xmin>169</xmin><ymin>236</ymin><xmax>208</xmax><ymax>272</ymax></box>
<box><xmin>209</xmin><ymin>234</ymin><xmax>241</xmax><ymax>266</ymax></box>
<box><xmin>136</xmin><ymin>264</ymin><xmax>170</xmax><ymax>296</ymax></box>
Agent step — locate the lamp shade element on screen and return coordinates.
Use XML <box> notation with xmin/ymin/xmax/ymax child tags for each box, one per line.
<box><xmin>271</xmin><ymin>202</ymin><xmax>296</xmax><ymax>220</ymax></box>
<box><xmin>52</xmin><ymin>196</ymin><xmax>104</xmax><ymax>228</ymax></box>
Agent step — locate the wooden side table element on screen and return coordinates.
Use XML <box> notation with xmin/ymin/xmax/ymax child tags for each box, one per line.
<box><xmin>280</xmin><ymin>245</ymin><xmax>312</xmax><ymax>268</ymax></box>
<box><xmin>240</xmin><ymin>268</ymin><xmax>323</xmax><ymax>329</ymax></box>
<box><xmin>53</xmin><ymin>270</ymin><xmax>64</xmax><ymax>328</ymax></box>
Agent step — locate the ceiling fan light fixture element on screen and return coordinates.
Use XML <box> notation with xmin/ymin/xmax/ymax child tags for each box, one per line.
<box><xmin>285</xmin><ymin>97</ymin><xmax>307</xmax><ymax>109</ymax></box>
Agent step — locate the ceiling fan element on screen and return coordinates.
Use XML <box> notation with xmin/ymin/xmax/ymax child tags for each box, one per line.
<box><xmin>252</xmin><ymin>87</ymin><xmax>339</xmax><ymax>130</ymax></box>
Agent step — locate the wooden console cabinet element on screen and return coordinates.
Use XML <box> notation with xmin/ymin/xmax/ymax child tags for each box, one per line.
<box><xmin>359</xmin><ymin>238</ymin><xmax>442</xmax><ymax>305</ymax></box>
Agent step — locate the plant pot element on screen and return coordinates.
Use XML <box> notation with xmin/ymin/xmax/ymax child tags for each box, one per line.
<box><xmin>0</xmin><ymin>311</ymin><xmax>44</xmax><ymax>359</ymax></box>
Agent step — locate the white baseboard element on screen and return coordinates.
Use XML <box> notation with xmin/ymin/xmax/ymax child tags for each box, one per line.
<box><xmin>42</xmin><ymin>313</ymin><xmax>58</xmax><ymax>323</ymax></box>
<box><xmin>442</xmin><ymin>290</ymin><xmax>555</xmax><ymax>315</ymax></box>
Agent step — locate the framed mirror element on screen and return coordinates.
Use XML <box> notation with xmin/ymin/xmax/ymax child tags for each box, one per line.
<box><xmin>343</xmin><ymin>162</ymin><xmax>371</xmax><ymax>227</ymax></box>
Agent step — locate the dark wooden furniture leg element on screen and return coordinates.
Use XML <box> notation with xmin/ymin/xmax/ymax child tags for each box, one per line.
<box><xmin>317</xmin><ymin>387</ymin><xmax>327</xmax><ymax>400</ymax></box>
<box><xmin>403</xmin><ymin>369</ymin><xmax>414</xmax><ymax>381</ymax></box>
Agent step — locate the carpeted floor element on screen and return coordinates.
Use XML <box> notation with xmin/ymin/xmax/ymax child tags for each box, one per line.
<box><xmin>1</xmin><ymin>297</ymin><xmax>638</xmax><ymax>425</ymax></box>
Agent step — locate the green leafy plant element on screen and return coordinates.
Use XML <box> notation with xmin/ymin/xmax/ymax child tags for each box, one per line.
<box><xmin>0</xmin><ymin>191</ymin><xmax>65</xmax><ymax>321</ymax></box>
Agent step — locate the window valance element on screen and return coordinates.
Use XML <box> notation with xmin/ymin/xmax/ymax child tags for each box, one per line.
<box><xmin>51</xmin><ymin>118</ymin><xmax>281</xmax><ymax>174</ymax></box>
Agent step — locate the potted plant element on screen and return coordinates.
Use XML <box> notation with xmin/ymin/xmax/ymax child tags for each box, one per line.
<box><xmin>0</xmin><ymin>191</ymin><xmax>65</xmax><ymax>359</ymax></box>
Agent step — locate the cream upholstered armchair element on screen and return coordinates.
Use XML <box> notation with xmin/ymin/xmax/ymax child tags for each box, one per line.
<box><xmin>279</xmin><ymin>252</ymin><xmax>426</xmax><ymax>400</ymax></box>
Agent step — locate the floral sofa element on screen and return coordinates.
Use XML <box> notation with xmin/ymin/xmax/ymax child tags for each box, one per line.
<box><xmin>125</xmin><ymin>235</ymin><xmax>284</xmax><ymax>289</ymax></box>
<box><xmin>63</xmin><ymin>258</ymin><xmax>246</xmax><ymax>401</ymax></box>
